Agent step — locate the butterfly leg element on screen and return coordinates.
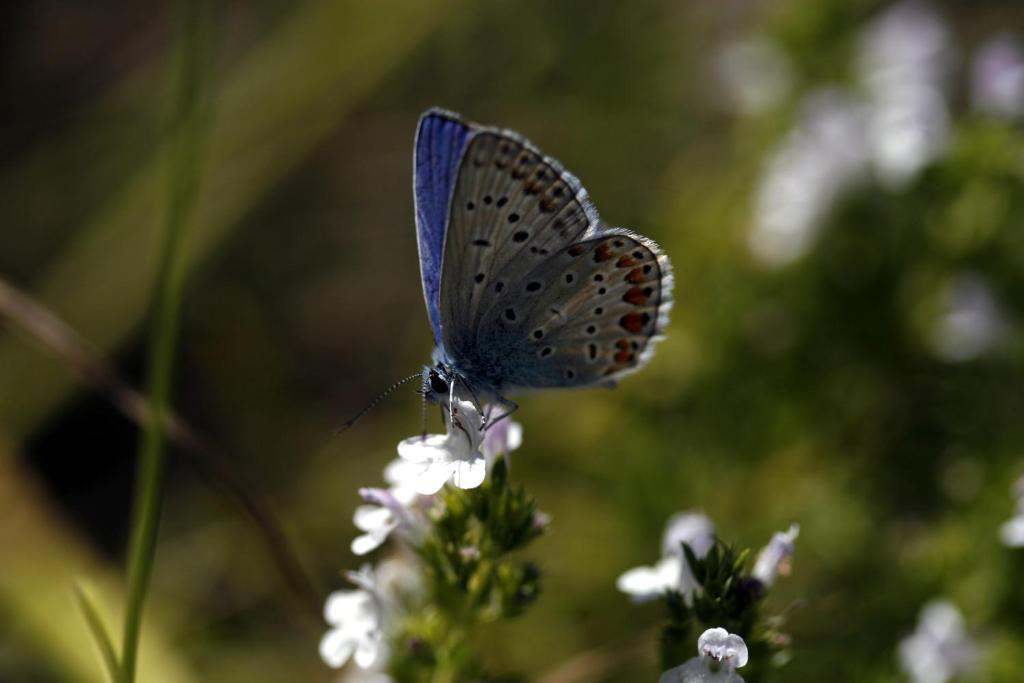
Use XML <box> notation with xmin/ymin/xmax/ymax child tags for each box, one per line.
<box><xmin>484</xmin><ymin>396</ymin><xmax>519</xmax><ymax>430</ymax></box>
<box><xmin>462</xmin><ymin>381</ymin><xmax>486</xmax><ymax>421</ymax></box>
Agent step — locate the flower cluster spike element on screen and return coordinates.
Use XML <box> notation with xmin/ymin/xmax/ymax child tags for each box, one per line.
<box><xmin>320</xmin><ymin>406</ymin><xmax>542</xmax><ymax>680</ymax></box>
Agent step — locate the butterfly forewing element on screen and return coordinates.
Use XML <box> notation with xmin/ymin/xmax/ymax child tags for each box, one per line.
<box><xmin>414</xmin><ymin>110</ymin><xmax>472</xmax><ymax>345</ymax></box>
<box><xmin>439</xmin><ymin>130</ymin><xmax>598</xmax><ymax>361</ymax></box>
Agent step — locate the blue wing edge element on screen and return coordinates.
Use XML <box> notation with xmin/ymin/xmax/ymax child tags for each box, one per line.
<box><xmin>413</xmin><ymin>107</ymin><xmax>474</xmax><ymax>348</ymax></box>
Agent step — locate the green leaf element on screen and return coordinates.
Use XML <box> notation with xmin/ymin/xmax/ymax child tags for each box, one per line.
<box><xmin>681</xmin><ymin>542</ymin><xmax>704</xmax><ymax>585</ymax></box>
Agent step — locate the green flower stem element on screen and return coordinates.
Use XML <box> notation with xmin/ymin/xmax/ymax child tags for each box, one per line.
<box><xmin>120</xmin><ymin>1</ymin><xmax>209</xmax><ymax>681</ymax></box>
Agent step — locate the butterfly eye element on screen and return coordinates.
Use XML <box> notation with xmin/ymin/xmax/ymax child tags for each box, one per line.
<box><xmin>429</xmin><ymin>371</ymin><xmax>448</xmax><ymax>394</ymax></box>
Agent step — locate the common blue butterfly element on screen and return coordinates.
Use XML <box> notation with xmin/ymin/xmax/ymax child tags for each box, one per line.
<box><xmin>414</xmin><ymin>108</ymin><xmax>673</xmax><ymax>419</ymax></box>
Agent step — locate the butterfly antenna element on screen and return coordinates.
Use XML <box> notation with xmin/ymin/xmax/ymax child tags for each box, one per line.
<box><xmin>335</xmin><ymin>372</ymin><xmax>422</xmax><ymax>435</ymax></box>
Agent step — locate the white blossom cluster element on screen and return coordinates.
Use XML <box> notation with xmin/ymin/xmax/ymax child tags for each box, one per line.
<box><xmin>617</xmin><ymin>512</ymin><xmax>798</xmax><ymax>681</ymax></box>
<box><xmin>319</xmin><ymin>401</ymin><xmax>523</xmax><ymax>675</ymax></box>
<box><xmin>999</xmin><ymin>476</ymin><xmax>1024</xmax><ymax>548</ymax></box>
<box><xmin>726</xmin><ymin>2</ymin><xmax>1024</xmax><ymax>268</ymax></box>
<box><xmin>616</xmin><ymin>512</ymin><xmax>799</xmax><ymax>603</ymax></box>
<box><xmin>898</xmin><ymin>600</ymin><xmax>979</xmax><ymax>683</ymax></box>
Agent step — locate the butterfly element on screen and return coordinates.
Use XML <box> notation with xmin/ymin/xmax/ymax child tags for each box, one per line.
<box><xmin>414</xmin><ymin>108</ymin><xmax>673</xmax><ymax>421</ymax></box>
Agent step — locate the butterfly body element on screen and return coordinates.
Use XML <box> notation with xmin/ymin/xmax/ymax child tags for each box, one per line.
<box><xmin>414</xmin><ymin>108</ymin><xmax>672</xmax><ymax>414</ymax></box>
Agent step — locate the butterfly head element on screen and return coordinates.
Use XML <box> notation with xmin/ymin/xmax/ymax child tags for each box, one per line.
<box><xmin>421</xmin><ymin>361</ymin><xmax>456</xmax><ymax>406</ymax></box>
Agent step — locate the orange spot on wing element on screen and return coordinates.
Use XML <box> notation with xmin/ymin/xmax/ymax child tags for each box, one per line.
<box><xmin>625</xmin><ymin>268</ymin><xmax>645</xmax><ymax>284</ymax></box>
<box><xmin>614</xmin><ymin>350</ymin><xmax>635</xmax><ymax>365</ymax></box>
<box><xmin>594</xmin><ymin>243</ymin><xmax>615</xmax><ymax>262</ymax></box>
<box><xmin>616</xmin><ymin>255</ymin><xmax>636</xmax><ymax>267</ymax></box>
<box><xmin>623</xmin><ymin>286</ymin><xmax>648</xmax><ymax>305</ymax></box>
<box><xmin>619</xmin><ymin>312</ymin><xmax>650</xmax><ymax>333</ymax></box>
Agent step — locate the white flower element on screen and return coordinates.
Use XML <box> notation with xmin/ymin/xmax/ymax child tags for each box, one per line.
<box><xmin>481</xmin><ymin>411</ymin><xmax>523</xmax><ymax>464</ymax></box>
<box><xmin>971</xmin><ymin>35</ymin><xmax>1024</xmax><ymax>118</ymax></box>
<box><xmin>350</xmin><ymin>488</ymin><xmax>426</xmax><ymax>555</ymax></box>
<box><xmin>338</xmin><ymin>670</ymin><xmax>393</xmax><ymax>683</ymax></box>
<box><xmin>898</xmin><ymin>600</ymin><xmax>978</xmax><ymax>683</ymax></box>
<box><xmin>662</xmin><ymin>512</ymin><xmax>716</xmax><ymax>558</ymax></box>
<box><xmin>617</xmin><ymin>512</ymin><xmax>715</xmax><ymax>603</ymax></box>
<box><xmin>351</xmin><ymin>504</ymin><xmax>399</xmax><ymax>556</ymax></box>
<box><xmin>714</xmin><ymin>37</ymin><xmax>793</xmax><ymax>116</ymax></box>
<box><xmin>383</xmin><ymin>457</ymin><xmax>430</xmax><ymax>506</ymax></box>
<box><xmin>396</xmin><ymin>400</ymin><xmax>487</xmax><ymax>494</ymax></box>
<box><xmin>749</xmin><ymin>2</ymin><xmax>956</xmax><ymax>268</ymax></box>
<box><xmin>1000</xmin><ymin>515</ymin><xmax>1024</xmax><ymax>547</ymax></box>
<box><xmin>929</xmin><ymin>273</ymin><xmax>1005</xmax><ymax>363</ymax></box>
<box><xmin>319</xmin><ymin>566</ymin><xmax>389</xmax><ymax>670</ymax></box>
<box><xmin>999</xmin><ymin>477</ymin><xmax>1024</xmax><ymax>548</ymax></box>
<box><xmin>752</xmin><ymin>523</ymin><xmax>799</xmax><ymax>587</ymax></box>
<box><xmin>749</xmin><ymin>90</ymin><xmax>869</xmax><ymax>267</ymax></box>
<box><xmin>857</xmin><ymin>1</ymin><xmax>952</xmax><ymax>190</ymax></box>
<box><xmin>660</xmin><ymin>628</ymin><xmax>748</xmax><ymax>683</ymax></box>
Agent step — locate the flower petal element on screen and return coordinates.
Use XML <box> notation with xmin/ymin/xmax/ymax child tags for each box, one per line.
<box><xmin>451</xmin><ymin>456</ymin><xmax>486</xmax><ymax>490</ymax></box>
<box><xmin>397</xmin><ymin>435</ymin><xmax>448</xmax><ymax>463</ymax></box>
<box><xmin>616</xmin><ymin>565</ymin><xmax>669</xmax><ymax>602</ymax></box>
<box><xmin>662</xmin><ymin>512</ymin><xmax>716</xmax><ymax>558</ymax></box>
<box><xmin>353</xmin><ymin>505</ymin><xmax>396</xmax><ymax>532</ymax></box>
<box><xmin>351</xmin><ymin>532</ymin><xmax>385</xmax><ymax>556</ymax></box>
<box><xmin>324</xmin><ymin>589</ymin><xmax>374</xmax><ymax>624</ymax></box>
<box><xmin>354</xmin><ymin>632</ymin><xmax>385</xmax><ymax>669</ymax></box>
<box><xmin>414</xmin><ymin>462</ymin><xmax>455</xmax><ymax>495</ymax></box>
<box><xmin>1000</xmin><ymin>515</ymin><xmax>1024</xmax><ymax>547</ymax></box>
<box><xmin>660</xmin><ymin>658</ymin><xmax>745</xmax><ymax>683</ymax></box>
<box><xmin>751</xmin><ymin>523</ymin><xmax>799</xmax><ymax>587</ymax></box>
<box><xmin>319</xmin><ymin>627</ymin><xmax>356</xmax><ymax>668</ymax></box>
<box><xmin>698</xmin><ymin>627</ymin><xmax>749</xmax><ymax>668</ymax></box>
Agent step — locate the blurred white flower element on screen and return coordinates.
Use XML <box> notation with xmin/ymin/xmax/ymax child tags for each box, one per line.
<box><xmin>971</xmin><ymin>35</ymin><xmax>1024</xmax><ymax>118</ymax></box>
<box><xmin>481</xmin><ymin>411</ymin><xmax>523</xmax><ymax>465</ymax></box>
<box><xmin>752</xmin><ymin>523</ymin><xmax>799</xmax><ymax>588</ymax></box>
<box><xmin>898</xmin><ymin>600</ymin><xmax>978</xmax><ymax>683</ymax></box>
<box><xmin>929</xmin><ymin>273</ymin><xmax>1005</xmax><ymax>363</ymax></box>
<box><xmin>617</xmin><ymin>512</ymin><xmax>715</xmax><ymax>603</ymax></box>
<box><xmin>858</xmin><ymin>1</ymin><xmax>952</xmax><ymax>97</ymax></box>
<box><xmin>660</xmin><ymin>628</ymin><xmax>748</xmax><ymax>683</ymax></box>
<box><xmin>749</xmin><ymin>90</ymin><xmax>868</xmax><ymax>267</ymax></box>
<box><xmin>320</xmin><ymin>565</ymin><xmax>389</xmax><ymax>670</ymax></box>
<box><xmin>866</xmin><ymin>84</ymin><xmax>949</xmax><ymax>190</ymax></box>
<box><xmin>396</xmin><ymin>400</ymin><xmax>487</xmax><ymax>494</ymax></box>
<box><xmin>749</xmin><ymin>1</ymin><xmax>957</xmax><ymax>267</ymax></box>
<box><xmin>999</xmin><ymin>476</ymin><xmax>1024</xmax><ymax>547</ymax></box>
<box><xmin>1000</xmin><ymin>514</ymin><xmax>1024</xmax><ymax>548</ymax></box>
<box><xmin>858</xmin><ymin>1</ymin><xmax>952</xmax><ymax>190</ymax></box>
<box><xmin>532</xmin><ymin>510</ymin><xmax>552</xmax><ymax>532</ymax></box>
<box><xmin>715</xmin><ymin>37</ymin><xmax>793</xmax><ymax>115</ymax></box>
<box><xmin>337</xmin><ymin>670</ymin><xmax>393</xmax><ymax>683</ymax></box>
<box><xmin>351</xmin><ymin>504</ymin><xmax>400</xmax><ymax>556</ymax></box>
<box><xmin>662</xmin><ymin>512</ymin><xmax>717</xmax><ymax>558</ymax></box>
<box><xmin>351</xmin><ymin>488</ymin><xmax>427</xmax><ymax>555</ymax></box>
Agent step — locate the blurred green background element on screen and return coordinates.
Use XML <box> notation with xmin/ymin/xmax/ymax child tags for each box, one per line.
<box><xmin>2</xmin><ymin>0</ymin><xmax>1024</xmax><ymax>681</ymax></box>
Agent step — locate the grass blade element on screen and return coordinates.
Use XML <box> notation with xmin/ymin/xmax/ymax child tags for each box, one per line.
<box><xmin>71</xmin><ymin>582</ymin><xmax>122</xmax><ymax>683</ymax></box>
<box><xmin>120</xmin><ymin>1</ymin><xmax>210</xmax><ymax>680</ymax></box>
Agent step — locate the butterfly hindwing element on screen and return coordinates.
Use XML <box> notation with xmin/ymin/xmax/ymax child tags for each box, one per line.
<box><xmin>414</xmin><ymin>108</ymin><xmax>473</xmax><ymax>346</ymax></box>
<box><xmin>439</xmin><ymin>129</ymin><xmax>599</xmax><ymax>363</ymax></box>
<box><xmin>476</xmin><ymin>230</ymin><xmax>672</xmax><ymax>389</ymax></box>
